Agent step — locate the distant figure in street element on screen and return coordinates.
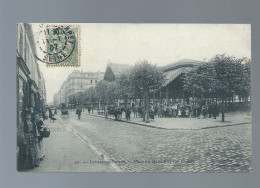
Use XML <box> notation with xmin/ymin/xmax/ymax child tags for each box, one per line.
<box><xmin>48</xmin><ymin>108</ymin><xmax>52</xmax><ymax>119</ymax></box>
<box><xmin>48</xmin><ymin>108</ymin><xmax>56</xmax><ymax>122</ymax></box>
<box><xmin>104</xmin><ymin>105</ymin><xmax>108</xmax><ymax>120</ymax></box>
<box><xmin>157</xmin><ymin>104</ymin><xmax>162</xmax><ymax>118</ymax></box>
<box><xmin>115</xmin><ymin>107</ymin><xmax>121</xmax><ymax>120</ymax></box>
<box><xmin>50</xmin><ymin>115</ymin><xmax>56</xmax><ymax>123</ymax></box>
<box><xmin>133</xmin><ymin>105</ymin><xmax>138</xmax><ymax>118</ymax></box>
<box><xmin>212</xmin><ymin>104</ymin><xmax>218</xmax><ymax>119</ymax></box>
<box><xmin>76</xmin><ymin>106</ymin><xmax>82</xmax><ymax>120</ymax></box>
<box><xmin>54</xmin><ymin>109</ymin><xmax>57</xmax><ymax>115</ymax></box>
<box><xmin>196</xmin><ymin>105</ymin><xmax>201</xmax><ymax>119</ymax></box>
<box><xmin>126</xmin><ymin>106</ymin><xmax>131</xmax><ymax>121</ymax></box>
<box><xmin>88</xmin><ymin>106</ymin><xmax>91</xmax><ymax>114</ymax></box>
<box><xmin>137</xmin><ymin>106</ymin><xmax>142</xmax><ymax>118</ymax></box>
<box><xmin>177</xmin><ymin>106</ymin><xmax>181</xmax><ymax>117</ymax></box>
<box><xmin>150</xmin><ymin>108</ymin><xmax>155</xmax><ymax>122</ymax></box>
<box><xmin>202</xmin><ymin>105</ymin><xmax>207</xmax><ymax>118</ymax></box>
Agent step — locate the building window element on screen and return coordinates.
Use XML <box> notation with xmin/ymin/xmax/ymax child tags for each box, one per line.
<box><xmin>90</xmin><ymin>80</ymin><xmax>93</xmax><ymax>84</ymax></box>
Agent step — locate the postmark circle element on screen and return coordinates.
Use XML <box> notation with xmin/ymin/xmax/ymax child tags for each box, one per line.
<box><xmin>35</xmin><ymin>25</ymin><xmax>76</xmax><ymax>64</ymax></box>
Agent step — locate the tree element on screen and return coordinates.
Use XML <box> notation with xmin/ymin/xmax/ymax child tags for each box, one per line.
<box><xmin>129</xmin><ymin>61</ymin><xmax>165</xmax><ymax>122</ymax></box>
<box><xmin>117</xmin><ymin>72</ymin><xmax>133</xmax><ymax>109</ymax></box>
<box><xmin>95</xmin><ymin>80</ymin><xmax>109</xmax><ymax>108</ymax></box>
<box><xmin>212</xmin><ymin>55</ymin><xmax>244</xmax><ymax>121</ymax></box>
<box><xmin>85</xmin><ymin>87</ymin><xmax>98</xmax><ymax>106</ymax></box>
<box><xmin>184</xmin><ymin>54</ymin><xmax>251</xmax><ymax>122</ymax></box>
<box><xmin>106</xmin><ymin>81</ymin><xmax>119</xmax><ymax>105</ymax></box>
<box><xmin>184</xmin><ymin>62</ymin><xmax>217</xmax><ymax>100</ymax></box>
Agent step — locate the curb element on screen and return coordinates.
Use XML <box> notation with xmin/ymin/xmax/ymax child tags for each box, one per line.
<box><xmin>83</xmin><ymin>112</ymin><xmax>168</xmax><ymax>130</ymax></box>
<box><xmin>82</xmin><ymin>112</ymin><xmax>251</xmax><ymax>130</ymax></box>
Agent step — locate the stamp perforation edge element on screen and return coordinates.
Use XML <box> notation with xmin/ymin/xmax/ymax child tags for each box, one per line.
<box><xmin>46</xmin><ymin>24</ymin><xmax>81</xmax><ymax>68</ymax></box>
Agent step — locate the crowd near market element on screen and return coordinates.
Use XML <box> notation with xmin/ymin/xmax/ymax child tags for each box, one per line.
<box><xmin>68</xmin><ymin>55</ymin><xmax>251</xmax><ymax>123</ymax></box>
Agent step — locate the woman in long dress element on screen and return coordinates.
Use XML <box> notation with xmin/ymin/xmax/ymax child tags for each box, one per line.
<box><xmin>23</xmin><ymin>112</ymin><xmax>39</xmax><ymax>169</ymax></box>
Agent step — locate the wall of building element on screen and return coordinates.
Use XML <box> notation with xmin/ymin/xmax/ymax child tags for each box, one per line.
<box><xmin>53</xmin><ymin>70</ymin><xmax>104</xmax><ymax>107</ymax></box>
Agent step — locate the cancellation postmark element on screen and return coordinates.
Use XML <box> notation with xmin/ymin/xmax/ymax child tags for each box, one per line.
<box><xmin>35</xmin><ymin>24</ymin><xmax>81</xmax><ymax>67</ymax></box>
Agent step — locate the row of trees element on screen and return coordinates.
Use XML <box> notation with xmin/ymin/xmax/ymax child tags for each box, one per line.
<box><xmin>69</xmin><ymin>55</ymin><xmax>251</xmax><ymax>122</ymax></box>
<box><xmin>69</xmin><ymin>60</ymin><xmax>165</xmax><ymax>122</ymax></box>
<box><xmin>183</xmin><ymin>54</ymin><xmax>251</xmax><ymax>121</ymax></box>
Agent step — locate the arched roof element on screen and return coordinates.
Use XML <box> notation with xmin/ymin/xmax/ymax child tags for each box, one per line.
<box><xmin>163</xmin><ymin>59</ymin><xmax>202</xmax><ymax>87</ymax></box>
<box><xmin>162</xmin><ymin>59</ymin><xmax>201</xmax><ymax>72</ymax></box>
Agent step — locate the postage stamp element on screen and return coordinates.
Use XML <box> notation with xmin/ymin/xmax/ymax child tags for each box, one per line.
<box><xmin>35</xmin><ymin>24</ymin><xmax>81</xmax><ymax>67</ymax></box>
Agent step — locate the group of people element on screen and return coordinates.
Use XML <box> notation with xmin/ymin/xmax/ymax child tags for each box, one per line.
<box><xmin>17</xmin><ymin>108</ymin><xmax>48</xmax><ymax>170</ymax></box>
<box><xmin>102</xmin><ymin>102</ymin><xmax>220</xmax><ymax>122</ymax></box>
<box><xmin>150</xmin><ymin>102</ymin><xmax>220</xmax><ymax>119</ymax></box>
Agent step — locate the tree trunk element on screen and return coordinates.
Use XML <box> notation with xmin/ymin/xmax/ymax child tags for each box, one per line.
<box><xmin>145</xmin><ymin>90</ymin><xmax>150</xmax><ymax>123</ymax></box>
<box><xmin>221</xmin><ymin>97</ymin><xmax>225</xmax><ymax>122</ymax></box>
<box><xmin>124</xmin><ymin>98</ymin><xmax>127</xmax><ymax>119</ymax></box>
<box><xmin>160</xmin><ymin>91</ymin><xmax>162</xmax><ymax>105</ymax></box>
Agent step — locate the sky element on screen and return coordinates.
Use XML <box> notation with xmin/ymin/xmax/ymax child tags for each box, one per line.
<box><xmin>31</xmin><ymin>24</ymin><xmax>251</xmax><ymax>103</ymax></box>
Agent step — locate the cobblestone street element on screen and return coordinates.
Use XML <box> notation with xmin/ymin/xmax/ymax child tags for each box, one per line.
<box><xmin>31</xmin><ymin>111</ymin><xmax>252</xmax><ymax>172</ymax></box>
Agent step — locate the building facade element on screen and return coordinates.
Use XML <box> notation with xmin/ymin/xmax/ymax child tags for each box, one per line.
<box><xmin>54</xmin><ymin>70</ymin><xmax>104</xmax><ymax>107</ymax></box>
<box><xmin>17</xmin><ymin>23</ymin><xmax>47</xmax><ymax>124</ymax></box>
<box><xmin>16</xmin><ymin>23</ymin><xmax>47</xmax><ymax>169</ymax></box>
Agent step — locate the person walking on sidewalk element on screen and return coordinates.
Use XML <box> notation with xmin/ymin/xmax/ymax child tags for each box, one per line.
<box><xmin>76</xmin><ymin>106</ymin><xmax>82</xmax><ymax>120</ymax></box>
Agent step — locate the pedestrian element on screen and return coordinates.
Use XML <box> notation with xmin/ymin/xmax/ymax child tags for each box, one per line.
<box><xmin>138</xmin><ymin>106</ymin><xmax>142</xmax><ymax>118</ymax></box>
<box><xmin>150</xmin><ymin>108</ymin><xmax>155</xmax><ymax>122</ymax></box>
<box><xmin>22</xmin><ymin>110</ymin><xmax>39</xmax><ymax>169</ymax></box>
<box><xmin>33</xmin><ymin>112</ymin><xmax>45</xmax><ymax>162</ymax></box>
<box><xmin>177</xmin><ymin>105</ymin><xmax>181</xmax><ymax>117</ymax></box>
<box><xmin>88</xmin><ymin>106</ymin><xmax>91</xmax><ymax>114</ymax></box>
<box><xmin>133</xmin><ymin>105</ymin><xmax>138</xmax><ymax>118</ymax></box>
<box><xmin>202</xmin><ymin>105</ymin><xmax>207</xmax><ymax>118</ymax></box>
<box><xmin>192</xmin><ymin>105</ymin><xmax>197</xmax><ymax>118</ymax></box>
<box><xmin>163</xmin><ymin>104</ymin><xmax>167</xmax><ymax>117</ymax></box>
<box><xmin>185</xmin><ymin>107</ymin><xmax>189</xmax><ymax>117</ymax></box>
<box><xmin>157</xmin><ymin>104</ymin><xmax>162</xmax><ymax>118</ymax></box>
<box><xmin>76</xmin><ymin>106</ymin><xmax>82</xmax><ymax>120</ymax></box>
<box><xmin>169</xmin><ymin>105</ymin><xmax>173</xmax><ymax>117</ymax></box>
<box><xmin>126</xmin><ymin>106</ymin><xmax>131</xmax><ymax>121</ymax></box>
<box><xmin>212</xmin><ymin>104</ymin><xmax>218</xmax><ymax>119</ymax></box>
<box><xmin>48</xmin><ymin>108</ymin><xmax>53</xmax><ymax>122</ymax></box>
<box><xmin>104</xmin><ymin>105</ymin><xmax>108</xmax><ymax>120</ymax></box>
<box><xmin>173</xmin><ymin>103</ymin><xmax>177</xmax><ymax>117</ymax></box>
<box><xmin>196</xmin><ymin>105</ymin><xmax>201</xmax><ymax>119</ymax></box>
<box><xmin>208</xmin><ymin>104</ymin><xmax>213</xmax><ymax>118</ymax></box>
<box><xmin>115</xmin><ymin>107</ymin><xmax>121</xmax><ymax>120</ymax></box>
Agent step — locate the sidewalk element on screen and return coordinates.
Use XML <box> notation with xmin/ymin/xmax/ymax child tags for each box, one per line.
<box><xmin>27</xmin><ymin>116</ymin><xmax>115</xmax><ymax>172</ymax></box>
<box><xmin>83</xmin><ymin>111</ymin><xmax>251</xmax><ymax>130</ymax></box>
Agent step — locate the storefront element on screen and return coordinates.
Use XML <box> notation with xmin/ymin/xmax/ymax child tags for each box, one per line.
<box><xmin>16</xmin><ymin>52</ymin><xmax>30</xmax><ymax>125</ymax></box>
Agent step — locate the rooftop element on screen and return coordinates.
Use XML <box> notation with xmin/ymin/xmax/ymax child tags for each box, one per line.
<box><xmin>108</xmin><ymin>62</ymin><xmax>132</xmax><ymax>77</ymax></box>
